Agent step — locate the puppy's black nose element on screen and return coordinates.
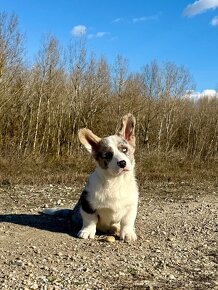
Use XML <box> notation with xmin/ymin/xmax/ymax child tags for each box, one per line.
<box><xmin>117</xmin><ymin>160</ymin><xmax>126</xmax><ymax>168</ymax></box>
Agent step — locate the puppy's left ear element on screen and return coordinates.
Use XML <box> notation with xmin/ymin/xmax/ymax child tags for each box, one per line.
<box><xmin>118</xmin><ymin>113</ymin><xmax>136</xmax><ymax>148</ymax></box>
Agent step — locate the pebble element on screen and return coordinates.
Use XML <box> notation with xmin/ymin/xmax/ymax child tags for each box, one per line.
<box><xmin>105</xmin><ymin>236</ymin><xmax>116</xmax><ymax>243</ymax></box>
<box><xmin>168</xmin><ymin>274</ymin><xmax>176</xmax><ymax>280</ymax></box>
<box><xmin>31</xmin><ymin>283</ymin><xmax>38</xmax><ymax>289</ymax></box>
<box><xmin>16</xmin><ymin>259</ymin><xmax>24</xmax><ymax>266</ymax></box>
<box><xmin>57</xmin><ymin>199</ymin><xmax>62</xmax><ymax>205</ymax></box>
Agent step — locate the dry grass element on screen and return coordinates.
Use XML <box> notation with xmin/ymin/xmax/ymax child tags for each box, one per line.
<box><xmin>0</xmin><ymin>153</ymin><xmax>91</xmax><ymax>185</ymax></box>
<box><xmin>137</xmin><ymin>150</ymin><xmax>218</xmax><ymax>183</ymax></box>
<box><xmin>1</xmin><ymin>151</ymin><xmax>217</xmax><ymax>186</ymax></box>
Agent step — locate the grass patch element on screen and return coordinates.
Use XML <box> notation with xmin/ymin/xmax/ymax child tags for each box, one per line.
<box><xmin>0</xmin><ymin>150</ymin><xmax>217</xmax><ymax>185</ymax></box>
<box><xmin>136</xmin><ymin>150</ymin><xmax>218</xmax><ymax>183</ymax></box>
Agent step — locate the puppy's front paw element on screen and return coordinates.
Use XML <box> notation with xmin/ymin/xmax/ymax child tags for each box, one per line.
<box><xmin>109</xmin><ymin>223</ymin><xmax>120</xmax><ymax>236</ymax></box>
<box><xmin>120</xmin><ymin>229</ymin><xmax>137</xmax><ymax>242</ymax></box>
<box><xmin>78</xmin><ymin>228</ymin><xmax>96</xmax><ymax>239</ymax></box>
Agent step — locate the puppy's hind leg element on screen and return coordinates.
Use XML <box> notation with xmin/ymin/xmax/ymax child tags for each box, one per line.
<box><xmin>78</xmin><ymin>209</ymin><xmax>98</xmax><ymax>239</ymax></box>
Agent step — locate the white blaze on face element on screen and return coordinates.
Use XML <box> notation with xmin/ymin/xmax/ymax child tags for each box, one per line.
<box><xmin>103</xmin><ymin>135</ymin><xmax>134</xmax><ymax>175</ymax></box>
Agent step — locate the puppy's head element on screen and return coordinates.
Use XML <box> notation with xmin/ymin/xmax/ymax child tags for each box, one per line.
<box><xmin>78</xmin><ymin>113</ymin><xmax>136</xmax><ymax>176</ymax></box>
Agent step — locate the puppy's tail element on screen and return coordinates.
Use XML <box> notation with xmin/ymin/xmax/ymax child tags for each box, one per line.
<box><xmin>42</xmin><ymin>208</ymin><xmax>73</xmax><ymax>219</ymax></box>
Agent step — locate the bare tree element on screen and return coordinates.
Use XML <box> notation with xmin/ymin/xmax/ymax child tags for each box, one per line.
<box><xmin>0</xmin><ymin>12</ymin><xmax>217</xmax><ymax>168</ymax></box>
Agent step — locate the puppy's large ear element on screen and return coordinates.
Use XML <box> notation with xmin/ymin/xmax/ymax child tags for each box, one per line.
<box><xmin>118</xmin><ymin>113</ymin><xmax>136</xmax><ymax>147</ymax></box>
<box><xmin>78</xmin><ymin>128</ymin><xmax>101</xmax><ymax>153</ymax></box>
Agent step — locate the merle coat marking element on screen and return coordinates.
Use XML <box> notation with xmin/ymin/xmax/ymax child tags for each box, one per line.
<box><xmin>43</xmin><ymin>113</ymin><xmax>139</xmax><ymax>242</ymax></box>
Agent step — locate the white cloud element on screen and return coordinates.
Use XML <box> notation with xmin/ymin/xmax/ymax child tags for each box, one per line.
<box><xmin>211</xmin><ymin>15</ymin><xmax>218</xmax><ymax>25</ymax></box>
<box><xmin>113</xmin><ymin>15</ymin><xmax>159</xmax><ymax>24</ymax></box>
<box><xmin>183</xmin><ymin>0</ymin><xmax>218</xmax><ymax>16</ymax></box>
<box><xmin>71</xmin><ymin>25</ymin><xmax>87</xmax><ymax>36</ymax></box>
<box><xmin>133</xmin><ymin>15</ymin><xmax>158</xmax><ymax>23</ymax></box>
<box><xmin>71</xmin><ymin>26</ymin><xmax>108</xmax><ymax>40</ymax></box>
<box><xmin>185</xmin><ymin>89</ymin><xmax>218</xmax><ymax>100</ymax></box>
<box><xmin>96</xmin><ymin>32</ymin><xmax>107</xmax><ymax>37</ymax></box>
<box><xmin>201</xmin><ymin>89</ymin><xmax>218</xmax><ymax>97</ymax></box>
<box><xmin>133</xmin><ymin>16</ymin><xmax>147</xmax><ymax>23</ymax></box>
<box><xmin>112</xmin><ymin>18</ymin><xmax>124</xmax><ymax>23</ymax></box>
<box><xmin>88</xmin><ymin>32</ymin><xmax>108</xmax><ymax>39</ymax></box>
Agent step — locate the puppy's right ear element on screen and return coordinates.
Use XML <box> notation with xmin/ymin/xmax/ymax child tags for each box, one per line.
<box><xmin>78</xmin><ymin>128</ymin><xmax>101</xmax><ymax>153</ymax></box>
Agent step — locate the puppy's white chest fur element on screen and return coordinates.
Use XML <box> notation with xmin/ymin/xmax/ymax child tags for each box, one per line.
<box><xmin>87</xmin><ymin>168</ymin><xmax>138</xmax><ymax>228</ymax></box>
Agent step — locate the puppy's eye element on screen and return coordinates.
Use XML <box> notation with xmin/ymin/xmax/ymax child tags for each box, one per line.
<box><xmin>121</xmin><ymin>147</ymin><xmax>128</xmax><ymax>153</ymax></box>
<box><xmin>104</xmin><ymin>152</ymin><xmax>113</xmax><ymax>160</ymax></box>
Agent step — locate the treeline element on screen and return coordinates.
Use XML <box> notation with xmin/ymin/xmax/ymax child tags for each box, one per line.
<box><xmin>0</xmin><ymin>12</ymin><xmax>218</xmax><ymax>163</ymax></box>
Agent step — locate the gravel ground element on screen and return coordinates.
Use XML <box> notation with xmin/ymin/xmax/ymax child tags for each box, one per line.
<box><xmin>0</xmin><ymin>181</ymin><xmax>218</xmax><ymax>290</ymax></box>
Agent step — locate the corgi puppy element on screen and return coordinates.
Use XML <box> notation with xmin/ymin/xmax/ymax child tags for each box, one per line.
<box><xmin>44</xmin><ymin>113</ymin><xmax>139</xmax><ymax>242</ymax></box>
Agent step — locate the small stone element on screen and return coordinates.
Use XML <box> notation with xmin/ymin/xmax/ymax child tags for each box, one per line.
<box><xmin>168</xmin><ymin>274</ymin><xmax>176</xmax><ymax>280</ymax></box>
<box><xmin>57</xmin><ymin>252</ymin><xmax>63</xmax><ymax>256</ymax></box>
<box><xmin>31</xmin><ymin>283</ymin><xmax>38</xmax><ymax>290</ymax></box>
<box><xmin>105</xmin><ymin>236</ymin><xmax>116</xmax><ymax>243</ymax></box>
<box><xmin>16</xmin><ymin>260</ymin><xmax>23</xmax><ymax>266</ymax></box>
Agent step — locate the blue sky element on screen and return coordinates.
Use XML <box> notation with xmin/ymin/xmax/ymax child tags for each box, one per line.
<box><xmin>0</xmin><ymin>0</ymin><xmax>218</xmax><ymax>91</ymax></box>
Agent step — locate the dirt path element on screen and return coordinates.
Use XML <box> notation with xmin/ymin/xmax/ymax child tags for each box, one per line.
<box><xmin>0</xmin><ymin>181</ymin><xmax>218</xmax><ymax>289</ymax></box>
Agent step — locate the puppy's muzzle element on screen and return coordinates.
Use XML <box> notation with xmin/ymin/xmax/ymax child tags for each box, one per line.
<box><xmin>117</xmin><ymin>160</ymin><xmax>126</xmax><ymax>168</ymax></box>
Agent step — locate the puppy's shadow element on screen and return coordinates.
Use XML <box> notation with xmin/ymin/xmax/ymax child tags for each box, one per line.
<box><xmin>0</xmin><ymin>213</ymin><xmax>78</xmax><ymax>237</ymax></box>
